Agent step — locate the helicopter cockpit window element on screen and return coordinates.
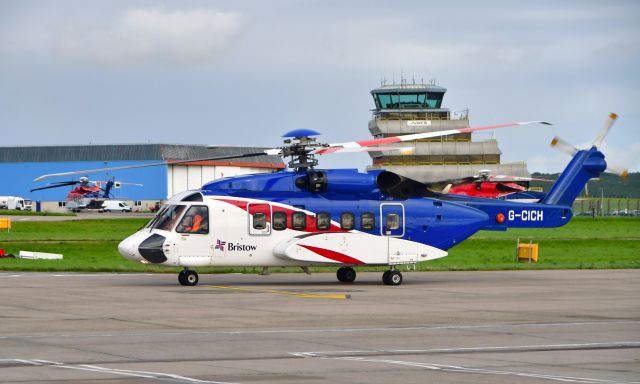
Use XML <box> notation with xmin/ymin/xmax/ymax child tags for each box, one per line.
<box><xmin>145</xmin><ymin>205</ymin><xmax>167</xmax><ymax>228</ymax></box>
<box><xmin>386</xmin><ymin>213</ymin><xmax>400</xmax><ymax>230</ymax></box>
<box><xmin>272</xmin><ymin>211</ymin><xmax>287</xmax><ymax>231</ymax></box>
<box><xmin>316</xmin><ymin>212</ymin><xmax>331</xmax><ymax>230</ymax></box>
<box><xmin>292</xmin><ymin>212</ymin><xmax>306</xmax><ymax>230</ymax></box>
<box><xmin>176</xmin><ymin>205</ymin><xmax>209</xmax><ymax>234</ymax></box>
<box><xmin>340</xmin><ymin>212</ymin><xmax>355</xmax><ymax>230</ymax></box>
<box><xmin>152</xmin><ymin>205</ymin><xmax>186</xmax><ymax>231</ymax></box>
<box><xmin>252</xmin><ymin>212</ymin><xmax>267</xmax><ymax>230</ymax></box>
<box><xmin>361</xmin><ymin>212</ymin><xmax>375</xmax><ymax>230</ymax></box>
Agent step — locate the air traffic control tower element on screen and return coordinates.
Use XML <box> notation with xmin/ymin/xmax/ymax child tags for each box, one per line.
<box><xmin>367</xmin><ymin>81</ymin><xmax>529</xmax><ymax>183</ymax></box>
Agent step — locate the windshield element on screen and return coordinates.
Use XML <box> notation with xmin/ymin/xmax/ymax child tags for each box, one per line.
<box><xmin>146</xmin><ymin>205</ymin><xmax>186</xmax><ymax>231</ymax></box>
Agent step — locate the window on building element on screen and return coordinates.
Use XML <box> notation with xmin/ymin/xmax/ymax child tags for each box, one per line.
<box><xmin>361</xmin><ymin>212</ymin><xmax>375</xmax><ymax>230</ymax></box>
<box><xmin>341</xmin><ymin>212</ymin><xmax>355</xmax><ymax>230</ymax></box>
<box><xmin>316</xmin><ymin>212</ymin><xmax>331</xmax><ymax>230</ymax></box>
<box><xmin>272</xmin><ymin>211</ymin><xmax>287</xmax><ymax>231</ymax></box>
<box><xmin>58</xmin><ymin>201</ymin><xmax>66</xmax><ymax>207</ymax></box>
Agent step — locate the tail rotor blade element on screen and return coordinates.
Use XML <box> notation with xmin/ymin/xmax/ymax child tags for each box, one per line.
<box><xmin>550</xmin><ymin>136</ymin><xmax>578</xmax><ymax>156</ymax></box>
<box><xmin>606</xmin><ymin>162</ymin><xmax>629</xmax><ymax>178</ymax></box>
<box><xmin>592</xmin><ymin>112</ymin><xmax>618</xmax><ymax>148</ymax></box>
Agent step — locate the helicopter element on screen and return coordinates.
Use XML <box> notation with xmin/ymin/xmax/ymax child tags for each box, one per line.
<box><xmin>30</xmin><ymin>176</ymin><xmax>142</xmax><ymax>212</ymax></box>
<box><xmin>440</xmin><ymin>170</ymin><xmax>553</xmax><ymax>201</ymax></box>
<box><xmin>34</xmin><ymin>114</ymin><xmax>625</xmax><ymax>286</ymax></box>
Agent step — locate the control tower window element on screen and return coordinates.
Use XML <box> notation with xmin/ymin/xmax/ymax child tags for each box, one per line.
<box><xmin>375</xmin><ymin>92</ymin><xmax>443</xmax><ymax>109</ymax></box>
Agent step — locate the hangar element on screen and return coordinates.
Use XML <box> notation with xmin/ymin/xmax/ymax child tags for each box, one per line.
<box><xmin>0</xmin><ymin>144</ymin><xmax>284</xmax><ymax>212</ymax></box>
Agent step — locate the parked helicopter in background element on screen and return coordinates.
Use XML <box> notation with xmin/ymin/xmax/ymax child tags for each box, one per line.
<box><xmin>34</xmin><ymin>114</ymin><xmax>626</xmax><ymax>286</ymax></box>
<box><xmin>437</xmin><ymin>170</ymin><xmax>553</xmax><ymax>202</ymax></box>
<box><xmin>31</xmin><ymin>176</ymin><xmax>142</xmax><ymax>212</ymax></box>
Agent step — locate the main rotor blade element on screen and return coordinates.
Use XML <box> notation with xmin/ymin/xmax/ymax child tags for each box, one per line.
<box><xmin>320</xmin><ymin>121</ymin><xmax>551</xmax><ymax>153</ymax></box>
<box><xmin>550</xmin><ymin>136</ymin><xmax>578</xmax><ymax>156</ymax></box>
<box><xmin>47</xmin><ymin>181</ymin><xmax>81</xmax><ymax>186</ymax></box>
<box><xmin>34</xmin><ymin>151</ymin><xmax>271</xmax><ymax>181</ymax></box>
<box><xmin>310</xmin><ymin>146</ymin><xmax>415</xmax><ymax>155</ymax></box>
<box><xmin>489</xmin><ymin>174</ymin><xmax>554</xmax><ymax>182</ymax></box>
<box><xmin>30</xmin><ymin>182</ymin><xmax>78</xmax><ymax>192</ymax></box>
<box><xmin>592</xmin><ymin>112</ymin><xmax>618</xmax><ymax>148</ymax></box>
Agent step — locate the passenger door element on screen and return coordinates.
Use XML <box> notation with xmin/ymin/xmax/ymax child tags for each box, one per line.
<box><xmin>380</xmin><ymin>203</ymin><xmax>407</xmax><ymax>264</ymax></box>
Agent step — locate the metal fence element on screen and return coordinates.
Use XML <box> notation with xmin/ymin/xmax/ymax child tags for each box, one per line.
<box><xmin>572</xmin><ymin>198</ymin><xmax>640</xmax><ymax>216</ymax></box>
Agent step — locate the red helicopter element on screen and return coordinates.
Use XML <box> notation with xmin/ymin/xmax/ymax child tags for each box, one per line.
<box><xmin>31</xmin><ymin>176</ymin><xmax>141</xmax><ymax>211</ymax></box>
<box><xmin>443</xmin><ymin>170</ymin><xmax>553</xmax><ymax>200</ymax></box>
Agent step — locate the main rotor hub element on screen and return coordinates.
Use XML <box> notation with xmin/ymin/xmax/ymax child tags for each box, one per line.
<box><xmin>281</xmin><ymin>129</ymin><xmax>325</xmax><ymax>171</ymax></box>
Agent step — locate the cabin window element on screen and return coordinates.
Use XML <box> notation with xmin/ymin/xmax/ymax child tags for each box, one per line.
<box><xmin>361</xmin><ymin>212</ymin><xmax>375</xmax><ymax>230</ymax></box>
<box><xmin>386</xmin><ymin>213</ymin><xmax>400</xmax><ymax>230</ymax></box>
<box><xmin>341</xmin><ymin>212</ymin><xmax>355</xmax><ymax>230</ymax></box>
<box><xmin>252</xmin><ymin>212</ymin><xmax>267</xmax><ymax>230</ymax></box>
<box><xmin>292</xmin><ymin>212</ymin><xmax>306</xmax><ymax>230</ymax></box>
<box><xmin>247</xmin><ymin>203</ymin><xmax>271</xmax><ymax>235</ymax></box>
<box><xmin>176</xmin><ymin>205</ymin><xmax>209</xmax><ymax>234</ymax></box>
<box><xmin>153</xmin><ymin>205</ymin><xmax>186</xmax><ymax>231</ymax></box>
<box><xmin>316</xmin><ymin>212</ymin><xmax>331</xmax><ymax>230</ymax></box>
<box><xmin>272</xmin><ymin>211</ymin><xmax>287</xmax><ymax>231</ymax></box>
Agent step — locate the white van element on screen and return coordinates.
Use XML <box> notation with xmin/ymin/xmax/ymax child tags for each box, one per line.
<box><xmin>100</xmin><ymin>200</ymin><xmax>132</xmax><ymax>213</ymax></box>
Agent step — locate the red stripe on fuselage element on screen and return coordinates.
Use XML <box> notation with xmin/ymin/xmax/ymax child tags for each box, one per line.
<box><xmin>297</xmin><ymin>244</ymin><xmax>365</xmax><ymax>265</ymax></box>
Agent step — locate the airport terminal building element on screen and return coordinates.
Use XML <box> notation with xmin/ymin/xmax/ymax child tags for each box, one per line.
<box><xmin>0</xmin><ymin>144</ymin><xmax>284</xmax><ymax>212</ymax></box>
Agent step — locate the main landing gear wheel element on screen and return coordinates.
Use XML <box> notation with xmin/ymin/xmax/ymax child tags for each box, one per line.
<box><xmin>178</xmin><ymin>269</ymin><xmax>199</xmax><ymax>286</ymax></box>
<box><xmin>336</xmin><ymin>266</ymin><xmax>356</xmax><ymax>283</ymax></box>
<box><xmin>382</xmin><ymin>270</ymin><xmax>402</xmax><ymax>286</ymax></box>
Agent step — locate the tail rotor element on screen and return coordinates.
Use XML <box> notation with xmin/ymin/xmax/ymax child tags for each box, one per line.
<box><xmin>550</xmin><ymin>112</ymin><xmax>628</xmax><ymax>177</ymax></box>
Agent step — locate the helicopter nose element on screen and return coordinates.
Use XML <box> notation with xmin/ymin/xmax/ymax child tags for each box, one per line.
<box><xmin>137</xmin><ymin>234</ymin><xmax>168</xmax><ymax>264</ymax></box>
<box><xmin>118</xmin><ymin>235</ymin><xmax>142</xmax><ymax>261</ymax></box>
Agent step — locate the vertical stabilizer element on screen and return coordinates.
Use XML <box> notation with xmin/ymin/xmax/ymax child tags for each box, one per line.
<box><xmin>542</xmin><ymin>147</ymin><xmax>606</xmax><ymax>206</ymax></box>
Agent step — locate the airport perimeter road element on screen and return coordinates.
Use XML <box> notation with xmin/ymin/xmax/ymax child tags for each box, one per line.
<box><xmin>0</xmin><ymin>270</ymin><xmax>638</xmax><ymax>384</ymax></box>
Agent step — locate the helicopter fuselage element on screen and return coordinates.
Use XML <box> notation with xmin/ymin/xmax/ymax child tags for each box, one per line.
<box><xmin>118</xmin><ymin>169</ymin><xmax>574</xmax><ymax>271</ymax></box>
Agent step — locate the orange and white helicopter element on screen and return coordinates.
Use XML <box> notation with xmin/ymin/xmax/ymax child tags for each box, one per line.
<box><xmin>34</xmin><ymin>115</ymin><xmax>624</xmax><ymax>286</ymax></box>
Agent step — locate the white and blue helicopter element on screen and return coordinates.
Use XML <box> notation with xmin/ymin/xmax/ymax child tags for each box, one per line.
<box><xmin>35</xmin><ymin>114</ymin><xmax>625</xmax><ymax>286</ymax></box>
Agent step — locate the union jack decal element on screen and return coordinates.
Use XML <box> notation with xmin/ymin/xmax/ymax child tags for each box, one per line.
<box><xmin>215</xmin><ymin>239</ymin><xmax>226</xmax><ymax>251</ymax></box>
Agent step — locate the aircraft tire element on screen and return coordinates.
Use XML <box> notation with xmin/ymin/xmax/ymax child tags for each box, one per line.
<box><xmin>383</xmin><ymin>270</ymin><xmax>402</xmax><ymax>286</ymax></box>
<box><xmin>178</xmin><ymin>270</ymin><xmax>187</xmax><ymax>286</ymax></box>
<box><xmin>382</xmin><ymin>270</ymin><xmax>390</xmax><ymax>284</ymax></box>
<box><xmin>336</xmin><ymin>267</ymin><xmax>356</xmax><ymax>283</ymax></box>
<box><xmin>183</xmin><ymin>270</ymin><xmax>199</xmax><ymax>286</ymax></box>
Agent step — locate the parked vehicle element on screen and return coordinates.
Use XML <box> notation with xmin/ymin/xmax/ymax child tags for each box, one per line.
<box><xmin>100</xmin><ymin>200</ymin><xmax>132</xmax><ymax>213</ymax></box>
<box><xmin>0</xmin><ymin>196</ymin><xmax>31</xmax><ymax>211</ymax></box>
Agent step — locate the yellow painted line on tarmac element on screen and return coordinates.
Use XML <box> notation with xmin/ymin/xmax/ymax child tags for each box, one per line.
<box><xmin>202</xmin><ymin>285</ymin><xmax>351</xmax><ymax>300</ymax></box>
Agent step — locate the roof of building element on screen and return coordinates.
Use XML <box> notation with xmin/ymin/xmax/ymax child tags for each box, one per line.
<box><xmin>0</xmin><ymin>144</ymin><xmax>285</xmax><ymax>168</ymax></box>
<box><xmin>371</xmin><ymin>83</ymin><xmax>447</xmax><ymax>94</ymax></box>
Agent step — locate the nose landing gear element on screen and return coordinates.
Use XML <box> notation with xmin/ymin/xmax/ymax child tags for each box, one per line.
<box><xmin>178</xmin><ymin>269</ymin><xmax>199</xmax><ymax>286</ymax></box>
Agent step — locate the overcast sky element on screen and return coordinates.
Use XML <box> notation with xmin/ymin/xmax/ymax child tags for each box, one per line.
<box><xmin>1</xmin><ymin>0</ymin><xmax>638</xmax><ymax>173</ymax></box>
